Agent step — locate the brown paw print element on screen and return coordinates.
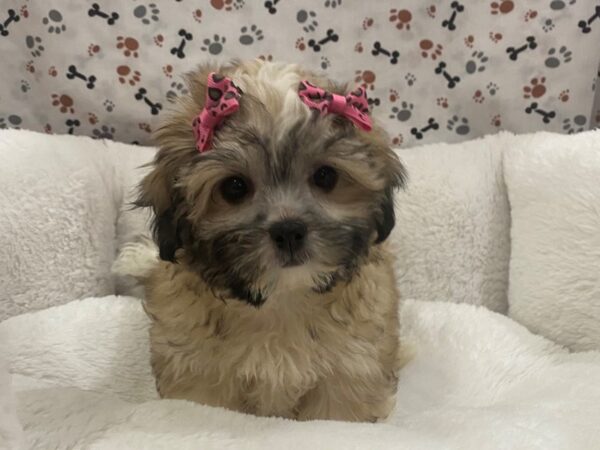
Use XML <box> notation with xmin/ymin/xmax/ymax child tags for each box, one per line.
<box><xmin>48</xmin><ymin>66</ymin><xmax>57</xmax><ymax>77</ymax></box>
<box><xmin>491</xmin><ymin>114</ymin><xmax>502</xmax><ymax>127</ymax></box>
<box><xmin>139</xmin><ymin>122</ymin><xmax>152</xmax><ymax>133</ymax></box>
<box><xmin>116</xmin><ymin>36</ymin><xmax>140</xmax><ymax>58</ymax></box>
<box><xmin>391</xmin><ymin>134</ymin><xmax>403</xmax><ymax>146</ymax></box>
<box><xmin>489</xmin><ymin>32</ymin><xmax>503</xmax><ymax>43</ymax></box>
<box><xmin>20</xmin><ymin>5</ymin><xmax>29</xmax><ymax>19</ymax></box>
<box><xmin>490</xmin><ymin>0</ymin><xmax>514</xmax><ymax>14</ymax></box>
<box><xmin>436</xmin><ymin>97</ymin><xmax>448</xmax><ymax>108</ymax></box>
<box><xmin>193</xmin><ymin>9</ymin><xmax>202</xmax><ymax>23</ymax></box>
<box><xmin>464</xmin><ymin>35</ymin><xmax>474</xmax><ymax>48</ymax></box>
<box><xmin>426</xmin><ymin>5</ymin><xmax>436</xmax><ymax>18</ymax></box>
<box><xmin>523</xmin><ymin>77</ymin><xmax>546</xmax><ymax>99</ymax></box>
<box><xmin>88</xmin><ymin>113</ymin><xmax>98</xmax><ymax>125</ymax></box>
<box><xmin>25</xmin><ymin>61</ymin><xmax>35</xmax><ymax>74</ymax></box>
<box><xmin>354</xmin><ymin>42</ymin><xmax>364</xmax><ymax>53</ymax></box>
<box><xmin>44</xmin><ymin>123</ymin><xmax>53</xmax><ymax>134</ymax></box>
<box><xmin>389</xmin><ymin>89</ymin><xmax>399</xmax><ymax>102</ymax></box>
<box><xmin>154</xmin><ymin>34</ymin><xmax>164</xmax><ymax>47</ymax></box>
<box><xmin>210</xmin><ymin>0</ymin><xmax>240</xmax><ymax>11</ymax></box>
<box><xmin>419</xmin><ymin>39</ymin><xmax>442</xmax><ymax>60</ymax></box>
<box><xmin>362</xmin><ymin>17</ymin><xmax>373</xmax><ymax>30</ymax></box>
<box><xmin>162</xmin><ymin>64</ymin><xmax>173</xmax><ymax>78</ymax></box>
<box><xmin>389</xmin><ymin>9</ymin><xmax>412</xmax><ymax>30</ymax></box>
<box><xmin>559</xmin><ymin>89</ymin><xmax>570</xmax><ymax>102</ymax></box>
<box><xmin>295</xmin><ymin>38</ymin><xmax>306</xmax><ymax>51</ymax></box>
<box><xmin>473</xmin><ymin>90</ymin><xmax>485</xmax><ymax>103</ymax></box>
<box><xmin>354</xmin><ymin>70</ymin><xmax>376</xmax><ymax>90</ymax></box>
<box><xmin>116</xmin><ymin>65</ymin><xmax>141</xmax><ymax>86</ymax></box>
<box><xmin>88</xmin><ymin>44</ymin><xmax>100</xmax><ymax>56</ymax></box>
<box><xmin>51</xmin><ymin>94</ymin><xmax>74</xmax><ymax>114</ymax></box>
<box><xmin>524</xmin><ymin>9</ymin><xmax>538</xmax><ymax>22</ymax></box>
<box><xmin>257</xmin><ymin>54</ymin><xmax>273</xmax><ymax>61</ymax></box>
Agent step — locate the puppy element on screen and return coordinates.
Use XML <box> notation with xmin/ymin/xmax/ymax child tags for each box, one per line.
<box><xmin>132</xmin><ymin>60</ymin><xmax>406</xmax><ymax>422</ymax></box>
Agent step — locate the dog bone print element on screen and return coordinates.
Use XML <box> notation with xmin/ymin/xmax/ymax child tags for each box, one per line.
<box><xmin>135</xmin><ymin>87</ymin><xmax>162</xmax><ymax>115</ymax></box>
<box><xmin>525</xmin><ymin>102</ymin><xmax>556</xmax><ymax>124</ymax></box>
<box><xmin>65</xmin><ymin>118</ymin><xmax>80</xmax><ymax>134</ymax></box>
<box><xmin>170</xmin><ymin>28</ymin><xmax>193</xmax><ymax>59</ymax></box>
<box><xmin>66</xmin><ymin>65</ymin><xmax>96</xmax><ymax>89</ymax></box>
<box><xmin>441</xmin><ymin>1</ymin><xmax>464</xmax><ymax>31</ymax></box>
<box><xmin>264</xmin><ymin>0</ymin><xmax>280</xmax><ymax>14</ymax></box>
<box><xmin>307</xmin><ymin>29</ymin><xmax>338</xmax><ymax>52</ymax></box>
<box><xmin>434</xmin><ymin>61</ymin><xmax>461</xmax><ymax>88</ymax></box>
<box><xmin>410</xmin><ymin>117</ymin><xmax>439</xmax><ymax>139</ymax></box>
<box><xmin>506</xmin><ymin>36</ymin><xmax>537</xmax><ymax>61</ymax></box>
<box><xmin>0</xmin><ymin>9</ymin><xmax>20</xmax><ymax>37</ymax></box>
<box><xmin>88</xmin><ymin>3</ymin><xmax>119</xmax><ymax>25</ymax></box>
<box><xmin>372</xmin><ymin>41</ymin><xmax>400</xmax><ymax>64</ymax></box>
<box><xmin>578</xmin><ymin>5</ymin><xmax>600</xmax><ymax>34</ymax></box>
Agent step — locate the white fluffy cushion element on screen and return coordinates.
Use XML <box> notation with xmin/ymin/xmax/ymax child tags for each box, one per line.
<box><xmin>0</xmin><ymin>130</ymin><xmax>154</xmax><ymax>320</ymax></box>
<box><xmin>391</xmin><ymin>133</ymin><xmax>513</xmax><ymax>313</ymax></box>
<box><xmin>504</xmin><ymin>130</ymin><xmax>600</xmax><ymax>351</ymax></box>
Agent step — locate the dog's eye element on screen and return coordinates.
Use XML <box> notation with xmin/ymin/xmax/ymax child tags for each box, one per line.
<box><xmin>312</xmin><ymin>165</ymin><xmax>338</xmax><ymax>192</ymax></box>
<box><xmin>220</xmin><ymin>176</ymin><xmax>250</xmax><ymax>204</ymax></box>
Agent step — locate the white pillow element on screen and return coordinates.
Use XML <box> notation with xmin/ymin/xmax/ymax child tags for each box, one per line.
<box><xmin>0</xmin><ymin>130</ymin><xmax>154</xmax><ymax>319</ymax></box>
<box><xmin>504</xmin><ymin>130</ymin><xmax>600</xmax><ymax>351</ymax></box>
<box><xmin>391</xmin><ymin>132</ymin><xmax>513</xmax><ymax>313</ymax></box>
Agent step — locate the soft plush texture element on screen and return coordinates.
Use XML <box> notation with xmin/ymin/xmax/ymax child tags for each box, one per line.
<box><xmin>0</xmin><ymin>130</ymin><xmax>154</xmax><ymax>320</ymax></box>
<box><xmin>2</xmin><ymin>296</ymin><xmax>600</xmax><ymax>449</ymax></box>
<box><xmin>0</xmin><ymin>353</ymin><xmax>23</xmax><ymax>450</ymax></box>
<box><xmin>390</xmin><ymin>133</ymin><xmax>512</xmax><ymax>313</ymax></box>
<box><xmin>504</xmin><ymin>130</ymin><xmax>600</xmax><ymax>351</ymax></box>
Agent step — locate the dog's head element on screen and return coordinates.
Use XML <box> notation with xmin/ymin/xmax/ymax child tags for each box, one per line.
<box><xmin>137</xmin><ymin>60</ymin><xmax>406</xmax><ymax>306</ymax></box>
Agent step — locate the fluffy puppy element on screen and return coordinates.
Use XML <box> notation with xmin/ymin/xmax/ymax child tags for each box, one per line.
<box><xmin>133</xmin><ymin>60</ymin><xmax>406</xmax><ymax>422</ymax></box>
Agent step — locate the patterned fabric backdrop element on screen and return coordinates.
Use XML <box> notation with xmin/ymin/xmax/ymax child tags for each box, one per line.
<box><xmin>0</xmin><ymin>0</ymin><xmax>599</xmax><ymax>148</ymax></box>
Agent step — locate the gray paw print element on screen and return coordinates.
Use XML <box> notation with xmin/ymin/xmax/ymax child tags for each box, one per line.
<box><xmin>542</xmin><ymin>18</ymin><xmax>555</xmax><ymax>32</ymax></box>
<box><xmin>239</xmin><ymin>25</ymin><xmax>264</xmax><ymax>45</ymax></box>
<box><xmin>202</xmin><ymin>35</ymin><xmax>226</xmax><ymax>55</ymax></box>
<box><xmin>562</xmin><ymin>115</ymin><xmax>587</xmax><ymax>134</ymax></box>
<box><xmin>297</xmin><ymin>9</ymin><xmax>318</xmax><ymax>32</ymax></box>
<box><xmin>133</xmin><ymin>3</ymin><xmax>160</xmax><ymax>25</ymax></box>
<box><xmin>320</xmin><ymin>56</ymin><xmax>331</xmax><ymax>70</ymax></box>
<box><xmin>43</xmin><ymin>10</ymin><xmax>66</xmax><ymax>34</ymax></box>
<box><xmin>447</xmin><ymin>116</ymin><xmax>470</xmax><ymax>135</ymax></box>
<box><xmin>405</xmin><ymin>73</ymin><xmax>416</xmax><ymax>87</ymax></box>
<box><xmin>0</xmin><ymin>115</ymin><xmax>22</xmax><ymax>129</ymax></box>
<box><xmin>545</xmin><ymin>46</ymin><xmax>572</xmax><ymax>68</ymax></box>
<box><xmin>166</xmin><ymin>82</ymin><xmax>190</xmax><ymax>102</ymax></box>
<box><xmin>389</xmin><ymin>102</ymin><xmax>414</xmax><ymax>122</ymax></box>
<box><xmin>20</xmin><ymin>80</ymin><xmax>30</xmax><ymax>93</ymax></box>
<box><xmin>465</xmin><ymin>51</ymin><xmax>488</xmax><ymax>74</ymax></box>
<box><xmin>486</xmin><ymin>82</ymin><xmax>499</xmax><ymax>96</ymax></box>
<box><xmin>103</xmin><ymin>100</ymin><xmax>115</xmax><ymax>112</ymax></box>
<box><xmin>93</xmin><ymin>125</ymin><xmax>116</xmax><ymax>140</ymax></box>
<box><xmin>25</xmin><ymin>35</ymin><xmax>45</xmax><ymax>57</ymax></box>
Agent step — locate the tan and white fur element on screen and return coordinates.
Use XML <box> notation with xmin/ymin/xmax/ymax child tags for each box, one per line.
<box><xmin>117</xmin><ymin>60</ymin><xmax>407</xmax><ymax>422</ymax></box>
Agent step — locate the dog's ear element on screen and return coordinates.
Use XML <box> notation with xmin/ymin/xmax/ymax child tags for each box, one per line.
<box><xmin>374</xmin><ymin>148</ymin><xmax>407</xmax><ymax>244</ymax></box>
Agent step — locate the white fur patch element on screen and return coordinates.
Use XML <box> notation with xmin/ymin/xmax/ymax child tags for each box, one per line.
<box><xmin>112</xmin><ymin>236</ymin><xmax>159</xmax><ymax>280</ymax></box>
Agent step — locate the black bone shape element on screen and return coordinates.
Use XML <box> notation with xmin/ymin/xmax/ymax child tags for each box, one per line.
<box><xmin>434</xmin><ymin>61</ymin><xmax>460</xmax><ymax>88</ymax></box>
<box><xmin>0</xmin><ymin>9</ymin><xmax>20</xmax><ymax>37</ymax></box>
<box><xmin>88</xmin><ymin>3</ymin><xmax>119</xmax><ymax>25</ymax></box>
<box><xmin>372</xmin><ymin>41</ymin><xmax>400</xmax><ymax>64</ymax></box>
<box><xmin>264</xmin><ymin>0</ymin><xmax>280</xmax><ymax>14</ymax></box>
<box><xmin>578</xmin><ymin>5</ymin><xmax>600</xmax><ymax>33</ymax></box>
<box><xmin>66</xmin><ymin>65</ymin><xmax>96</xmax><ymax>89</ymax></box>
<box><xmin>410</xmin><ymin>118</ymin><xmax>439</xmax><ymax>140</ymax></box>
<box><xmin>441</xmin><ymin>1</ymin><xmax>464</xmax><ymax>31</ymax></box>
<box><xmin>308</xmin><ymin>29</ymin><xmax>339</xmax><ymax>52</ymax></box>
<box><xmin>65</xmin><ymin>118</ymin><xmax>81</xmax><ymax>135</ymax></box>
<box><xmin>367</xmin><ymin>97</ymin><xmax>380</xmax><ymax>108</ymax></box>
<box><xmin>135</xmin><ymin>88</ymin><xmax>163</xmax><ymax>115</ymax></box>
<box><xmin>524</xmin><ymin>102</ymin><xmax>555</xmax><ymax>124</ymax></box>
<box><xmin>506</xmin><ymin>36</ymin><xmax>537</xmax><ymax>61</ymax></box>
<box><xmin>170</xmin><ymin>29</ymin><xmax>193</xmax><ymax>59</ymax></box>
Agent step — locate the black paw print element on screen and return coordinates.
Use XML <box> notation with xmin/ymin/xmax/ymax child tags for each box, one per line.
<box><xmin>389</xmin><ymin>102</ymin><xmax>414</xmax><ymax>122</ymax></box>
<box><xmin>25</xmin><ymin>35</ymin><xmax>44</xmax><ymax>57</ymax></box>
<box><xmin>324</xmin><ymin>0</ymin><xmax>342</xmax><ymax>8</ymax></box>
<box><xmin>465</xmin><ymin>51</ymin><xmax>488</xmax><ymax>74</ymax></box>
<box><xmin>239</xmin><ymin>25</ymin><xmax>263</xmax><ymax>45</ymax></box>
<box><xmin>133</xmin><ymin>3</ymin><xmax>159</xmax><ymax>25</ymax></box>
<box><xmin>447</xmin><ymin>115</ymin><xmax>470</xmax><ymax>135</ymax></box>
<box><xmin>545</xmin><ymin>46</ymin><xmax>572</xmax><ymax>69</ymax></box>
<box><xmin>297</xmin><ymin>9</ymin><xmax>318</xmax><ymax>32</ymax></box>
<box><xmin>93</xmin><ymin>125</ymin><xmax>116</xmax><ymax>140</ymax></box>
<box><xmin>43</xmin><ymin>9</ymin><xmax>66</xmax><ymax>34</ymax></box>
<box><xmin>201</xmin><ymin>35</ymin><xmax>226</xmax><ymax>55</ymax></box>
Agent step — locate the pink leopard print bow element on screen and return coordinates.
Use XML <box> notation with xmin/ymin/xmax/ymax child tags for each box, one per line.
<box><xmin>297</xmin><ymin>80</ymin><xmax>372</xmax><ymax>131</ymax></box>
<box><xmin>192</xmin><ymin>72</ymin><xmax>242</xmax><ymax>152</ymax></box>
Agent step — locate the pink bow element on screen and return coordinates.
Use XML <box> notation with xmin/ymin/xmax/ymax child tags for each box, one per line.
<box><xmin>192</xmin><ymin>72</ymin><xmax>242</xmax><ymax>152</ymax></box>
<box><xmin>298</xmin><ymin>80</ymin><xmax>372</xmax><ymax>131</ymax></box>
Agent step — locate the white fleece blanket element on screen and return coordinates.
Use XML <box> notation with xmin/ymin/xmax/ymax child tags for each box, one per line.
<box><xmin>2</xmin><ymin>297</ymin><xmax>600</xmax><ymax>450</ymax></box>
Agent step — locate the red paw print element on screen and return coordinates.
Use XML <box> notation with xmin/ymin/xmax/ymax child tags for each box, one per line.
<box><xmin>116</xmin><ymin>36</ymin><xmax>139</xmax><ymax>58</ymax></box>
<box><xmin>48</xmin><ymin>66</ymin><xmax>57</xmax><ymax>77</ymax></box>
<box><xmin>491</xmin><ymin>0</ymin><xmax>514</xmax><ymax>14</ymax></box>
<box><xmin>354</xmin><ymin>70</ymin><xmax>376</xmax><ymax>90</ymax></box>
<box><xmin>419</xmin><ymin>39</ymin><xmax>443</xmax><ymax>60</ymax></box>
<box><xmin>295</xmin><ymin>38</ymin><xmax>306</xmax><ymax>51</ymax></box>
<box><xmin>354</xmin><ymin>42</ymin><xmax>364</xmax><ymax>53</ymax></box>
<box><xmin>389</xmin><ymin>9</ymin><xmax>412</xmax><ymax>30</ymax></box>
<box><xmin>523</xmin><ymin>77</ymin><xmax>546</xmax><ymax>99</ymax></box>
<box><xmin>51</xmin><ymin>94</ymin><xmax>74</xmax><ymax>114</ymax></box>
<box><xmin>116</xmin><ymin>65</ymin><xmax>141</xmax><ymax>86</ymax></box>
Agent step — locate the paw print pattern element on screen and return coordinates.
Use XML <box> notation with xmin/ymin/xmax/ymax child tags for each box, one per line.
<box><xmin>201</xmin><ymin>35</ymin><xmax>226</xmax><ymax>55</ymax></box>
<box><xmin>486</xmin><ymin>82</ymin><xmax>499</xmax><ymax>95</ymax></box>
<box><xmin>562</xmin><ymin>115</ymin><xmax>587</xmax><ymax>134</ymax></box>
<box><xmin>133</xmin><ymin>3</ymin><xmax>160</xmax><ymax>25</ymax></box>
<box><xmin>545</xmin><ymin>46</ymin><xmax>572</xmax><ymax>68</ymax></box>
<box><xmin>92</xmin><ymin>125</ymin><xmax>116</xmax><ymax>140</ymax></box>
<box><xmin>324</xmin><ymin>0</ymin><xmax>342</xmax><ymax>8</ymax></box>
<box><xmin>320</xmin><ymin>56</ymin><xmax>331</xmax><ymax>70</ymax></box>
<box><xmin>420</xmin><ymin>40</ymin><xmax>443</xmax><ymax>60</ymax></box>
<box><xmin>51</xmin><ymin>94</ymin><xmax>74</xmax><ymax>114</ymax></box>
<box><xmin>389</xmin><ymin>9</ymin><xmax>412</xmax><ymax>30</ymax></box>
<box><xmin>117</xmin><ymin>65</ymin><xmax>141</xmax><ymax>86</ymax></box>
<box><xmin>239</xmin><ymin>25</ymin><xmax>263</xmax><ymax>45</ymax></box>
<box><xmin>354</xmin><ymin>70</ymin><xmax>376</xmax><ymax>90</ymax></box>
<box><xmin>523</xmin><ymin>77</ymin><xmax>546</xmax><ymax>99</ymax></box>
<box><xmin>447</xmin><ymin>115</ymin><xmax>470</xmax><ymax>135</ymax></box>
<box><xmin>103</xmin><ymin>100</ymin><xmax>115</xmax><ymax>112</ymax></box>
<box><xmin>405</xmin><ymin>73</ymin><xmax>417</xmax><ymax>87</ymax></box>
<box><xmin>490</xmin><ymin>1</ymin><xmax>514</xmax><ymax>15</ymax></box>
<box><xmin>542</xmin><ymin>19</ymin><xmax>555</xmax><ymax>32</ymax></box>
<box><xmin>166</xmin><ymin>81</ymin><xmax>189</xmax><ymax>102</ymax></box>
<box><xmin>25</xmin><ymin>36</ymin><xmax>44</xmax><ymax>57</ymax></box>
<box><xmin>297</xmin><ymin>10</ymin><xmax>318</xmax><ymax>32</ymax></box>
<box><xmin>117</xmin><ymin>37</ymin><xmax>140</xmax><ymax>58</ymax></box>
<box><xmin>43</xmin><ymin>10</ymin><xmax>66</xmax><ymax>34</ymax></box>
<box><xmin>465</xmin><ymin>51</ymin><xmax>488</xmax><ymax>74</ymax></box>
<box><xmin>389</xmin><ymin>102</ymin><xmax>414</xmax><ymax>121</ymax></box>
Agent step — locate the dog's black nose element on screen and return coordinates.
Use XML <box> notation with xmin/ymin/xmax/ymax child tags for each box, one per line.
<box><xmin>269</xmin><ymin>220</ymin><xmax>307</xmax><ymax>254</ymax></box>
